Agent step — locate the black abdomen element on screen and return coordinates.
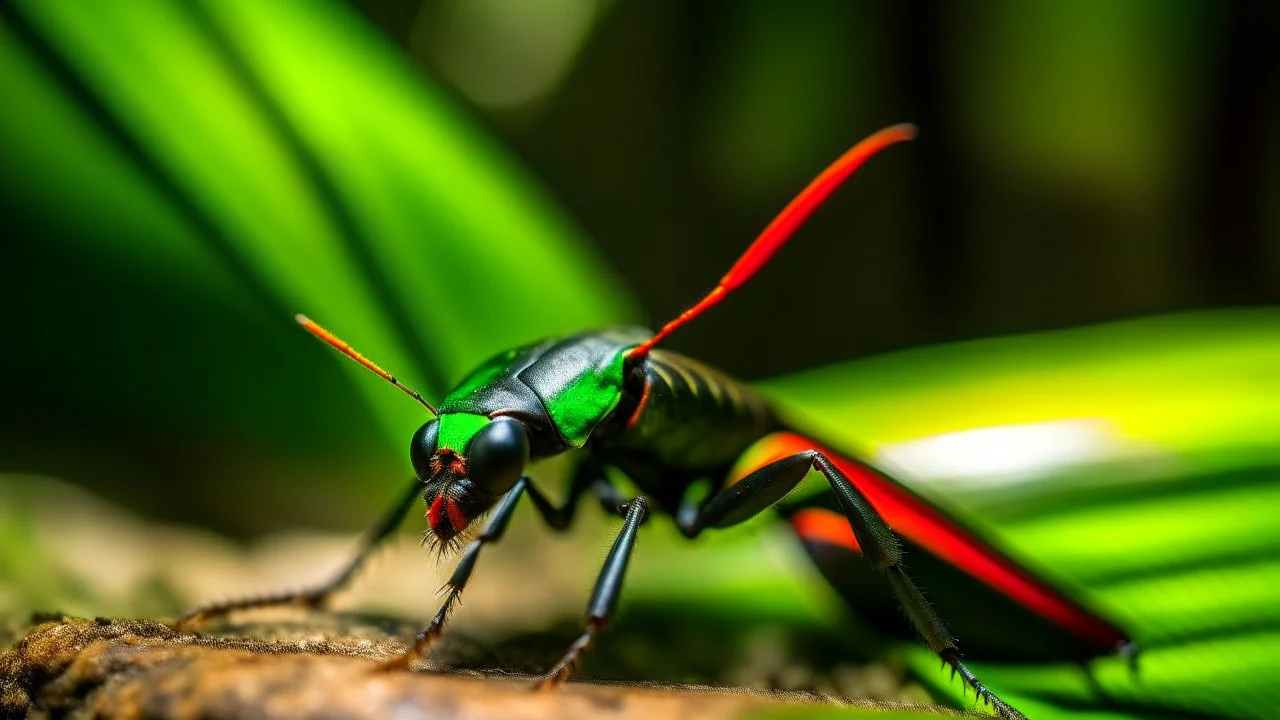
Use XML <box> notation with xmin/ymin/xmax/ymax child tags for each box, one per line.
<box><xmin>594</xmin><ymin>349</ymin><xmax>779</xmax><ymax>490</ymax></box>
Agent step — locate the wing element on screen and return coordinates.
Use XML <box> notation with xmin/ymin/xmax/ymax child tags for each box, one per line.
<box><xmin>733</xmin><ymin>430</ymin><xmax>1128</xmax><ymax>661</ymax></box>
<box><xmin>752</xmin><ymin>309</ymin><xmax>1280</xmax><ymax>717</ymax></box>
<box><xmin>742</xmin><ymin>427</ymin><xmax>1131</xmax><ymax>661</ymax></box>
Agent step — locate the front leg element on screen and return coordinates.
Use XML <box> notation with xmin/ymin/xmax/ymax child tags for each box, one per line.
<box><xmin>381</xmin><ymin>464</ymin><xmax>608</xmax><ymax>670</ymax></box>
<box><xmin>175</xmin><ymin>475</ymin><xmax>423</xmax><ymax>631</ymax></box>
<box><xmin>682</xmin><ymin>450</ymin><xmax>1027</xmax><ymax>720</ymax></box>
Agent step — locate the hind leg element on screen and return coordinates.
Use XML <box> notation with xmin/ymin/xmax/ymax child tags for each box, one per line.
<box><xmin>680</xmin><ymin>450</ymin><xmax>1026</xmax><ymax>720</ymax></box>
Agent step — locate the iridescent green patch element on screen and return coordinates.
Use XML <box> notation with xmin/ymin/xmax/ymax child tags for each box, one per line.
<box><xmin>542</xmin><ymin>350</ymin><xmax>627</xmax><ymax>448</ymax></box>
<box><xmin>437</xmin><ymin>412</ymin><xmax>490</xmax><ymax>453</ymax></box>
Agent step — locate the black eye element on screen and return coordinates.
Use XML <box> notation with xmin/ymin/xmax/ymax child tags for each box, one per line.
<box><xmin>409</xmin><ymin>420</ymin><xmax>439</xmax><ymax>480</ymax></box>
<box><xmin>467</xmin><ymin>418</ymin><xmax>528</xmax><ymax>495</ymax></box>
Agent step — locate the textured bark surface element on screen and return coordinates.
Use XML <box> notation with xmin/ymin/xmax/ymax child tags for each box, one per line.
<box><xmin>0</xmin><ymin>615</ymin><xmax>964</xmax><ymax>720</ymax></box>
<box><xmin>0</xmin><ymin>477</ymin><xmax>963</xmax><ymax>719</ymax></box>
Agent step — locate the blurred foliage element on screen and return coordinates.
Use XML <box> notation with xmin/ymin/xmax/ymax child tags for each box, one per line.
<box><xmin>362</xmin><ymin>0</ymin><xmax>1280</xmax><ymax>376</ymax></box>
<box><xmin>2</xmin><ymin>1</ymin><xmax>1279</xmax><ymax>719</ymax></box>
<box><xmin>759</xmin><ymin>310</ymin><xmax>1280</xmax><ymax>718</ymax></box>
<box><xmin>0</xmin><ymin>0</ymin><xmax>633</xmax><ymax>531</ymax></box>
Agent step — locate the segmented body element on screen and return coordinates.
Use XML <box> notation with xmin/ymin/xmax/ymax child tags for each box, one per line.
<box><xmin>595</xmin><ymin>346</ymin><xmax>779</xmax><ymax>513</ymax></box>
<box><xmin>272</xmin><ymin>126</ymin><xmax>1127</xmax><ymax>718</ymax></box>
<box><xmin>437</xmin><ymin>328</ymin><xmax>1126</xmax><ymax>662</ymax></box>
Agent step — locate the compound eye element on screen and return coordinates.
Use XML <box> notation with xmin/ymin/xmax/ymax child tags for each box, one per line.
<box><xmin>409</xmin><ymin>420</ymin><xmax>439</xmax><ymax>480</ymax></box>
<box><xmin>467</xmin><ymin>417</ymin><xmax>528</xmax><ymax>496</ymax></box>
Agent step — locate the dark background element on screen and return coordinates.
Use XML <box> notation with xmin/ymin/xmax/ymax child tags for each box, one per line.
<box><xmin>355</xmin><ymin>0</ymin><xmax>1280</xmax><ymax>379</ymax></box>
<box><xmin>3</xmin><ymin>8</ymin><xmax>1278</xmax><ymax>716</ymax></box>
<box><xmin>2</xmin><ymin>0</ymin><xmax>1278</xmax><ymax>535</ymax></box>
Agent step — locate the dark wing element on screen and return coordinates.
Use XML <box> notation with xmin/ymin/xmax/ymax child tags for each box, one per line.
<box><xmin>734</xmin><ymin>430</ymin><xmax>1128</xmax><ymax>661</ymax></box>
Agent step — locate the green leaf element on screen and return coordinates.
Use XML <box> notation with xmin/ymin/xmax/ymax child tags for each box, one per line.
<box><xmin>1</xmin><ymin>0</ymin><xmax>637</xmax><ymax>458</ymax></box>
<box><xmin>3</xmin><ymin>3</ymin><xmax>1275</xmax><ymax>718</ymax></box>
<box><xmin>755</xmin><ymin>309</ymin><xmax>1280</xmax><ymax>719</ymax></box>
<box><xmin>0</xmin><ymin>0</ymin><xmax>637</xmax><ymax>528</ymax></box>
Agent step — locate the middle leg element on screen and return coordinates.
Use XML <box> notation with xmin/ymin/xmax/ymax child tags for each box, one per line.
<box><xmin>537</xmin><ymin>495</ymin><xmax>649</xmax><ymax>687</ymax></box>
<box><xmin>680</xmin><ymin>450</ymin><xmax>1026</xmax><ymax>720</ymax></box>
<box><xmin>381</xmin><ymin>462</ymin><xmax>617</xmax><ymax>670</ymax></box>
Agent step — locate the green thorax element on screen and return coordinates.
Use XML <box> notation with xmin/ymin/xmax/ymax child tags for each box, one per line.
<box><xmin>437</xmin><ymin>412</ymin><xmax>491</xmax><ymax>453</ymax></box>
<box><xmin>437</xmin><ymin>329</ymin><xmax>649</xmax><ymax>450</ymax></box>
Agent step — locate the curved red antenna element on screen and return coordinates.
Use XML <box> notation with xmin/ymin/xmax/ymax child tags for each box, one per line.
<box><xmin>627</xmin><ymin>123</ymin><xmax>917</xmax><ymax>360</ymax></box>
<box><xmin>296</xmin><ymin>314</ymin><xmax>438</xmax><ymax>416</ymax></box>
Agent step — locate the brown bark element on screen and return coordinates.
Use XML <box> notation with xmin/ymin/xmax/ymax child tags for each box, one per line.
<box><xmin>1</xmin><ymin>615</ymin><xmax>961</xmax><ymax>720</ymax></box>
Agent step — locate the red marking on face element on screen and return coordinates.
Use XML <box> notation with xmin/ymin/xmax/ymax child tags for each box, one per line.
<box><xmin>434</xmin><ymin>449</ymin><xmax>469</xmax><ymax>478</ymax></box>
<box><xmin>427</xmin><ymin>495</ymin><xmax>446</xmax><ymax>532</ymax></box>
<box><xmin>445</xmin><ymin>498</ymin><xmax>469</xmax><ymax>533</ymax></box>
<box><xmin>427</xmin><ymin>494</ymin><xmax>470</xmax><ymax>537</ymax></box>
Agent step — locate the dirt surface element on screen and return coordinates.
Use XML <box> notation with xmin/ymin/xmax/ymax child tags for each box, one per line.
<box><xmin>0</xmin><ymin>615</ymin><xmax>966</xmax><ymax>720</ymax></box>
<box><xmin>1</xmin><ymin>476</ymin><xmax>967</xmax><ymax>719</ymax></box>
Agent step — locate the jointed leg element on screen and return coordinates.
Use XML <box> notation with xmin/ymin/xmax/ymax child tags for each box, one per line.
<box><xmin>683</xmin><ymin>451</ymin><xmax>1026</xmax><ymax>720</ymax></box>
<box><xmin>381</xmin><ymin>476</ymin><xmax>530</xmax><ymax>669</ymax></box>
<box><xmin>382</xmin><ymin>466</ymin><xmax>615</xmax><ymax>670</ymax></box>
<box><xmin>175</xmin><ymin>475</ymin><xmax>424</xmax><ymax>631</ymax></box>
<box><xmin>538</xmin><ymin>495</ymin><xmax>649</xmax><ymax>687</ymax></box>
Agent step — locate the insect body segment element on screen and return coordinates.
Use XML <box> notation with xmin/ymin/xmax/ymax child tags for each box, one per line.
<box><xmin>177</xmin><ymin>125</ymin><xmax>1131</xmax><ymax>720</ymax></box>
<box><xmin>403</xmin><ymin>329</ymin><xmax>643</xmax><ymax>548</ymax></box>
<box><xmin>600</xmin><ymin>348</ymin><xmax>781</xmax><ymax>514</ymax></box>
<box><xmin>437</xmin><ymin>329</ymin><xmax>643</xmax><ymax>451</ymax></box>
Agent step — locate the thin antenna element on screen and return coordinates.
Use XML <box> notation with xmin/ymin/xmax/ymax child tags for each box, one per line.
<box><xmin>628</xmin><ymin>123</ymin><xmax>917</xmax><ymax>360</ymax></box>
<box><xmin>296</xmin><ymin>314</ymin><xmax>439</xmax><ymax>417</ymax></box>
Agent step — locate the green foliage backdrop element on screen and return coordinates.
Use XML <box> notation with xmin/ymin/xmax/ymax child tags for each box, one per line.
<box><xmin>2</xmin><ymin>1</ymin><xmax>1278</xmax><ymax>719</ymax></box>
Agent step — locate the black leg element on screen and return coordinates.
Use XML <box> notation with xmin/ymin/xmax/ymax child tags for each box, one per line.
<box><xmin>175</xmin><ymin>475</ymin><xmax>423</xmax><ymax>631</ymax></box>
<box><xmin>537</xmin><ymin>495</ymin><xmax>649</xmax><ymax>688</ymax></box>
<box><xmin>685</xmin><ymin>451</ymin><xmax>1027</xmax><ymax>720</ymax></box>
<box><xmin>381</xmin><ymin>475</ymin><xmax>532</xmax><ymax>669</ymax></box>
<box><xmin>381</xmin><ymin>467</ymin><xmax>614</xmax><ymax>670</ymax></box>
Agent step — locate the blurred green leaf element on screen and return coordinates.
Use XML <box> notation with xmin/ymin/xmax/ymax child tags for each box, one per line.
<box><xmin>0</xmin><ymin>0</ymin><xmax>635</xmax><ymax>527</ymax></box>
<box><xmin>3</xmin><ymin>1</ymin><xmax>1277</xmax><ymax>718</ymax></box>
<box><xmin>2</xmin><ymin>0</ymin><xmax>635</xmax><ymax>451</ymax></box>
<box><xmin>753</xmin><ymin>309</ymin><xmax>1280</xmax><ymax>719</ymax></box>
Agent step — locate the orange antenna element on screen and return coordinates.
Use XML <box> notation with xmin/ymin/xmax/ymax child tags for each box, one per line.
<box><xmin>296</xmin><ymin>314</ymin><xmax>438</xmax><ymax>417</ymax></box>
<box><xmin>627</xmin><ymin>123</ymin><xmax>918</xmax><ymax>360</ymax></box>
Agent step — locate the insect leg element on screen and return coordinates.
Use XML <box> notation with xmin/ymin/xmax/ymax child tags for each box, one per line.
<box><xmin>537</xmin><ymin>495</ymin><xmax>649</xmax><ymax>688</ymax></box>
<box><xmin>382</xmin><ymin>465</ymin><xmax>617</xmax><ymax>670</ymax></box>
<box><xmin>174</xmin><ymin>475</ymin><xmax>423</xmax><ymax>631</ymax></box>
<box><xmin>686</xmin><ymin>451</ymin><xmax>1026</xmax><ymax>720</ymax></box>
<box><xmin>381</xmin><ymin>475</ymin><xmax>535</xmax><ymax>669</ymax></box>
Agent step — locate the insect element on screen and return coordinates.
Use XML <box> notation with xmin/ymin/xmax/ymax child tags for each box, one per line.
<box><xmin>177</xmin><ymin>124</ymin><xmax>1131</xmax><ymax>719</ymax></box>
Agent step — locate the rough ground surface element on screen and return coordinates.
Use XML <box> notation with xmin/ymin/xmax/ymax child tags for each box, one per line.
<box><xmin>0</xmin><ymin>615</ymin><xmax>965</xmax><ymax>720</ymax></box>
<box><xmin>1</xmin><ymin>476</ymin><xmax>964</xmax><ymax>719</ymax></box>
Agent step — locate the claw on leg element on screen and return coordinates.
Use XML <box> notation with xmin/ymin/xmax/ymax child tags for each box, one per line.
<box><xmin>942</xmin><ymin>650</ymin><xmax>1027</xmax><ymax>720</ymax></box>
<box><xmin>535</xmin><ymin>497</ymin><xmax>646</xmax><ymax>689</ymax></box>
<box><xmin>376</xmin><ymin>631</ymin><xmax>434</xmax><ymax>672</ymax></box>
<box><xmin>535</xmin><ymin>622</ymin><xmax>600</xmax><ymax>689</ymax></box>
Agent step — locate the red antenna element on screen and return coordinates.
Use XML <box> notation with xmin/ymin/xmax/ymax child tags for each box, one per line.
<box><xmin>627</xmin><ymin>123</ymin><xmax>917</xmax><ymax>360</ymax></box>
<box><xmin>296</xmin><ymin>314</ymin><xmax>439</xmax><ymax>416</ymax></box>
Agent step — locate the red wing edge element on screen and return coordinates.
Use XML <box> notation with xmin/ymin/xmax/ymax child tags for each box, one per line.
<box><xmin>742</xmin><ymin>431</ymin><xmax>1129</xmax><ymax>654</ymax></box>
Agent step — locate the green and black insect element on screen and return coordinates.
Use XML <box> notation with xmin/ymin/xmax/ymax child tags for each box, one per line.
<box><xmin>178</xmin><ymin>125</ymin><xmax>1132</xmax><ymax>720</ymax></box>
